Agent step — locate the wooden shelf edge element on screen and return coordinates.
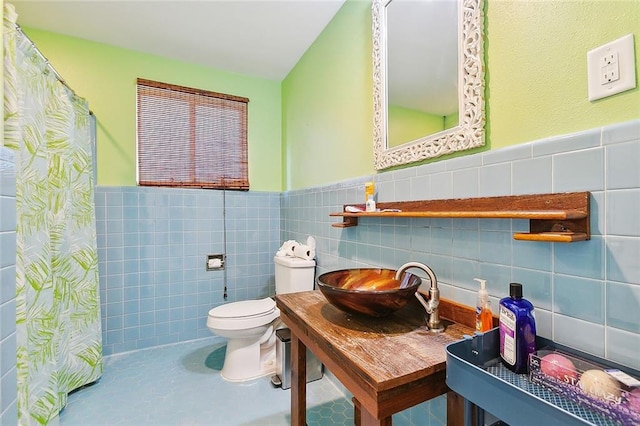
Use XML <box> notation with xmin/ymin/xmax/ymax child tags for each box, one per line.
<box><xmin>331</xmin><ymin>210</ymin><xmax>586</xmax><ymax>220</ymax></box>
<box><xmin>513</xmin><ymin>232</ymin><xmax>589</xmax><ymax>243</ymax></box>
<box><xmin>329</xmin><ymin>192</ymin><xmax>591</xmax><ymax>243</ymax></box>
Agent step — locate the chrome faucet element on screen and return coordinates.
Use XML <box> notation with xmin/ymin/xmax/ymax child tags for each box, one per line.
<box><xmin>395</xmin><ymin>262</ymin><xmax>444</xmax><ymax>333</ymax></box>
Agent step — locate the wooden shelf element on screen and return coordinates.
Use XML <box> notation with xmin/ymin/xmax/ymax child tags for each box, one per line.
<box><xmin>330</xmin><ymin>192</ymin><xmax>591</xmax><ymax>243</ymax></box>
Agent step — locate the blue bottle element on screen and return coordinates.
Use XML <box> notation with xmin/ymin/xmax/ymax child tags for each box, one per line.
<box><xmin>499</xmin><ymin>283</ymin><xmax>536</xmax><ymax>373</ymax></box>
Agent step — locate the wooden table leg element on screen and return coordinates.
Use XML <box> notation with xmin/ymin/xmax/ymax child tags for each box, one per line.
<box><xmin>291</xmin><ymin>333</ymin><xmax>307</xmax><ymax>426</ymax></box>
<box><xmin>352</xmin><ymin>398</ymin><xmax>392</xmax><ymax>426</ymax></box>
<box><xmin>447</xmin><ymin>390</ymin><xmax>465</xmax><ymax>426</ymax></box>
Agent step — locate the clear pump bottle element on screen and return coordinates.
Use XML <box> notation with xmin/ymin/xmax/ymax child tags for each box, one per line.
<box><xmin>474</xmin><ymin>278</ymin><xmax>493</xmax><ymax>332</ymax></box>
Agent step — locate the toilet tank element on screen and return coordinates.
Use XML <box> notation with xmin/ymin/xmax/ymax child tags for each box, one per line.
<box><xmin>274</xmin><ymin>256</ymin><xmax>316</xmax><ymax>294</ymax></box>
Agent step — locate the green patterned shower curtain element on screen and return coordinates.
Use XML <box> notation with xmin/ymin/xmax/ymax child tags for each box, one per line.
<box><xmin>4</xmin><ymin>4</ymin><xmax>103</xmax><ymax>425</ymax></box>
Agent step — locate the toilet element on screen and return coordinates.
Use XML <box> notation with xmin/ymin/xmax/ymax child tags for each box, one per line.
<box><xmin>207</xmin><ymin>256</ymin><xmax>315</xmax><ymax>382</ymax></box>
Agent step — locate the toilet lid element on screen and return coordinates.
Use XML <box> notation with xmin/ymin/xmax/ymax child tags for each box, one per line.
<box><xmin>209</xmin><ymin>298</ymin><xmax>276</xmax><ymax>319</ymax></box>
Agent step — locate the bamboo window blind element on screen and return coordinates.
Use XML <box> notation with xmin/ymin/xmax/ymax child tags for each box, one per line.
<box><xmin>136</xmin><ymin>78</ymin><xmax>249</xmax><ymax>190</ymax></box>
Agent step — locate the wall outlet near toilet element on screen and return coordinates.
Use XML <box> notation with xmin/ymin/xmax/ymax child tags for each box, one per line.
<box><xmin>206</xmin><ymin>254</ymin><xmax>225</xmax><ymax>271</ymax></box>
<box><xmin>587</xmin><ymin>34</ymin><xmax>636</xmax><ymax>101</ymax></box>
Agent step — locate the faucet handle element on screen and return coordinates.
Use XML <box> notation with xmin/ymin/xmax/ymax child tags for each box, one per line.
<box><xmin>415</xmin><ymin>292</ymin><xmax>434</xmax><ymax>314</ymax></box>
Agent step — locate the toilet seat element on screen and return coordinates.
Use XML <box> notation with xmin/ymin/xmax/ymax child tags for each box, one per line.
<box><xmin>207</xmin><ymin>298</ymin><xmax>279</xmax><ymax>331</ymax></box>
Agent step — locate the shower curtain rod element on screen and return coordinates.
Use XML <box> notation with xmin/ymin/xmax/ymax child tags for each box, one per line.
<box><xmin>14</xmin><ymin>23</ymin><xmax>83</xmax><ymax>103</ymax></box>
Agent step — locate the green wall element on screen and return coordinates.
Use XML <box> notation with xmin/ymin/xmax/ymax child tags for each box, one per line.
<box><xmin>487</xmin><ymin>0</ymin><xmax>640</xmax><ymax>149</ymax></box>
<box><xmin>17</xmin><ymin>0</ymin><xmax>640</xmax><ymax>191</ymax></box>
<box><xmin>282</xmin><ymin>0</ymin><xmax>640</xmax><ymax>190</ymax></box>
<box><xmin>281</xmin><ymin>0</ymin><xmax>373</xmax><ymax>190</ymax></box>
<box><xmin>23</xmin><ymin>28</ymin><xmax>283</xmax><ymax>191</ymax></box>
<box><xmin>387</xmin><ymin>105</ymin><xmax>445</xmax><ymax>148</ymax></box>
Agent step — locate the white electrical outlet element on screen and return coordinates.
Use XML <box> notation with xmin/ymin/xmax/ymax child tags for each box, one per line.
<box><xmin>600</xmin><ymin>51</ymin><xmax>620</xmax><ymax>84</ymax></box>
<box><xmin>587</xmin><ymin>34</ymin><xmax>636</xmax><ymax>101</ymax></box>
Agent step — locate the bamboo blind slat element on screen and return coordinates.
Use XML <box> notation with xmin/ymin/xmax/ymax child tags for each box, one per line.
<box><xmin>137</xmin><ymin>78</ymin><xmax>249</xmax><ymax>190</ymax></box>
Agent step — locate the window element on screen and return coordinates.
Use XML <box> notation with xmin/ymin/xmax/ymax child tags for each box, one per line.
<box><xmin>136</xmin><ymin>78</ymin><xmax>249</xmax><ymax>190</ymax></box>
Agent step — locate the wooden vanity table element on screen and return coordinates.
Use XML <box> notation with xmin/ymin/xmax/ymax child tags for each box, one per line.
<box><xmin>275</xmin><ymin>290</ymin><xmax>477</xmax><ymax>426</ymax></box>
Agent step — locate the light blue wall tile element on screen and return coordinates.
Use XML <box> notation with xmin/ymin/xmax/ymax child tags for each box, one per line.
<box><xmin>430</xmin><ymin>225</ymin><xmax>452</xmax><ymax>257</ymax></box>
<box><xmin>0</xmin><ymin>300</ymin><xmax>16</xmax><ymax>341</ymax></box>
<box><xmin>0</xmin><ymin>367</ymin><xmax>17</xmax><ymax>416</ymax></box>
<box><xmin>0</xmin><ymin>266</ymin><xmax>15</xmax><ymax>305</ymax></box>
<box><xmin>553</xmin><ymin>148</ymin><xmax>604</xmax><ymax>192</ymax></box>
<box><xmin>425</xmin><ymin>254</ymin><xmax>452</xmax><ymax>285</ymax></box>
<box><xmin>96</xmin><ymin>187</ymin><xmax>280</xmax><ymax>354</ymax></box>
<box><xmin>512</xmin><ymin>156</ymin><xmax>552</xmax><ymax>195</ymax></box>
<box><xmin>122</xmin><ymin>190</ymin><xmax>138</xmax><ymax>206</ymax></box>
<box><xmin>512</xmin><ymin>240</ymin><xmax>552</xmax><ymax>271</ymax></box>
<box><xmin>602</xmin><ymin>119</ymin><xmax>640</xmax><ymax>145</ymax></box>
<box><xmin>478</xmin><ymin>163</ymin><xmax>511</xmax><ymax>197</ymax></box>
<box><xmin>478</xmin><ymin>218</ymin><xmax>511</xmax><ymax>231</ymax></box>
<box><xmin>606</xmin><ymin>237</ymin><xmax>640</xmax><ymax>285</ymax></box>
<box><xmin>511</xmin><ymin>268</ymin><xmax>552</xmax><ymax>310</ymax></box>
<box><xmin>454</xmin><ymin>218</ymin><xmax>478</xmax><ymax>231</ymax></box>
<box><xmin>409</xmin><ymin>175</ymin><xmax>430</xmax><ymax>201</ymax></box>
<box><xmin>479</xmin><ymin>231</ymin><xmax>512</xmax><ymax>266</ymax></box>
<box><xmin>0</xmin><ymin>197</ymin><xmax>16</xmax><ymax>232</ymax></box>
<box><xmin>394</xmin><ymin>178</ymin><xmax>412</xmax><ymax>201</ymax></box>
<box><xmin>606</xmin><ymin>327</ymin><xmax>640</xmax><ymax>370</ymax></box>
<box><xmin>606</xmin><ymin>282</ymin><xmax>640</xmax><ymax>333</ymax></box>
<box><xmin>410</xmin><ymin>225</ymin><xmax>431</xmax><ymax>253</ymax></box>
<box><xmin>535</xmin><ymin>308</ymin><xmax>552</xmax><ymax>339</ymax></box>
<box><xmin>607</xmin><ymin>189</ymin><xmax>640</xmax><ymax>236</ymax></box>
<box><xmin>415</xmin><ymin>161</ymin><xmax>446</xmax><ymax>176</ymax></box>
<box><xmin>452</xmin><ymin>228</ymin><xmax>479</xmax><ymax>261</ymax></box>
<box><xmin>553</xmin><ymin>275</ymin><xmax>603</xmax><ymax>323</ymax></box>
<box><xmin>0</xmin><ymin>332</ymin><xmax>16</xmax><ymax>377</ymax></box>
<box><xmin>606</xmin><ymin>140</ymin><xmax>640</xmax><ymax>190</ymax></box>
<box><xmin>477</xmin><ymin>263</ymin><xmax>512</xmax><ymax>296</ymax></box>
<box><xmin>446</xmin><ymin>154</ymin><xmax>482</xmax><ymax>171</ymax></box>
<box><xmin>451</xmin><ymin>258</ymin><xmax>480</xmax><ymax>289</ymax></box>
<box><xmin>554</xmin><ymin>315</ymin><xmax>605</xmax><ymax>357</ymax></box>
<box><xmin>482</xmin><ymin>143</ymin><xmax>531</xmax><ymax>165</ymax></box>
<box><xmin>123</xmin><ymin>205</ymin><xmax>138</xmax><ymax>220</ymax></box>
<box><xmin>533</xmin><ymin>128</ymin><xmax>601</xmax><ymax>156</ymax></box>
<box><xmin>0</xmin><ymin>233</ymin><xmax>16</xmax><ymax>268</ymax></box>
<box><xmin>554</xmin><ymin>236</ymin><xmax>604</xmax><ymax>279</ymax></box>
<box><xmin>430</xmin><ymin>172</ymin><xmax>453</xmax><ymax>200</ymax></box>
<box><xmin>452</xmin><ymin>168</ymin><xmax>479</xmax><ymax>198</ymax></box>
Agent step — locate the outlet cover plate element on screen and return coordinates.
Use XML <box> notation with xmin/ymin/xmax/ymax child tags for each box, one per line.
<box><xmin>587</xmin><ymin>34</ymin><xmax>636</xmax><ymax>101</ymax></box>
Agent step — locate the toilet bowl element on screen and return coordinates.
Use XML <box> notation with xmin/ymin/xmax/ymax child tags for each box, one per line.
<box><xmin>207</xmin><ymin>255</ymin><xmax>315</xmax><ymax>382</ymax></box>
<box><xmin>207</xmin><ymin>298</ymin><xmax>281</xmax><ymax>382</ymax></box>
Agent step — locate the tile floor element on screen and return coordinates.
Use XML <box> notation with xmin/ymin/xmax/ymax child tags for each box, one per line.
<box><xmin>59</xmin><ymin>337</ymin><xmax>354</xmax><ymax>425</ymax></box>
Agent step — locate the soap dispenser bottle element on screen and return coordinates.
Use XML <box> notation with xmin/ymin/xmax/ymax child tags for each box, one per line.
<box><xmin>365</xmin><ymin>195</ymin><xmax>376</xmax><ymax>212</ymax></box>
<box><xmin>474</xmin><ymin>278</ymin><xmax>493</xmax><ymax>332</ymax></box>
<box><xmin>499</xmin><ymin>282</ymin><xmax>536</xmax><ymax>374</ymax></box>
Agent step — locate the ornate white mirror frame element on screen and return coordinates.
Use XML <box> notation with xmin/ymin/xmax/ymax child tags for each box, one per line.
<box><xmin>372</xmin><ymin>0</ymin><xmax>485</xmax><ymax>170</ymax></box>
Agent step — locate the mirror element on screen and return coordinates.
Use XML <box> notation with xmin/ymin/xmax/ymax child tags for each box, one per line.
<box><xmin>372</xmin><ymin>0</ymin><xmax>485</xmax><ymax>170</ymax></box>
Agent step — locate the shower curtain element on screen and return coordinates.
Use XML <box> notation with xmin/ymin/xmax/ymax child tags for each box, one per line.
<box><xmin>4</xmin><ymin>4</ymin><xmax>103</xmax><ymax>425</ymax></box>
